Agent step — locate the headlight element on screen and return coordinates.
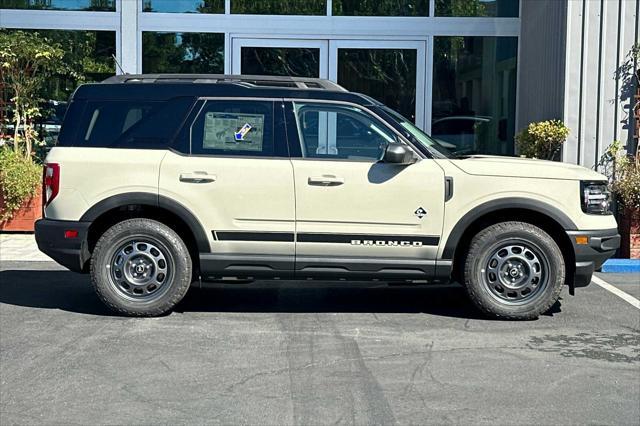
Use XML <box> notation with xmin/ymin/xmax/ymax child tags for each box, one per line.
<box><xmin>580</xmin><ymin>181</ymin><xmax>611</xmax><ymax>215</ymax></box>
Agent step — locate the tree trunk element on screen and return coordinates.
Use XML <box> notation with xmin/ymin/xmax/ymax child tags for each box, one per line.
<box><xmin>13</xmin><ymin>107</ymin><xmax>20</xmax><ymax>154</ymax></box>
<box><xmin>24</xmin><ymin>106</ymin><xmax>32</xmax><ymax>158</ymax></box>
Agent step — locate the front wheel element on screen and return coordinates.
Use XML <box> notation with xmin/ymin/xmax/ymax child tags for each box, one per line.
<box><xmin>463</xmin><ymin>221</ymin><xmax>565</xmax><ymax>320</ymax></box>
<box><xmin>90</xmin><ymin>218</ymin><xmax>193</xmax><ymax>316</ymax></box>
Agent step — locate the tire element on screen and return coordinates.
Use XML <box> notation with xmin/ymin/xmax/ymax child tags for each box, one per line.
<box><xmin>463</xmin><ymin>221</ymin><xmax>565</xmax><ymax>320</ymax></box>
<box><xmin>90</xmin><ymin>218</ymin><xmax>193</xmax><ymax>316</ymax></box>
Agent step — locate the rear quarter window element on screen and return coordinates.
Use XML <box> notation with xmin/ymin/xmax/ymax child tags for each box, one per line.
<box><xmin>64</xmin><ymin>97</ymin><xmax>194</xmax><ymax>149</ymax></box>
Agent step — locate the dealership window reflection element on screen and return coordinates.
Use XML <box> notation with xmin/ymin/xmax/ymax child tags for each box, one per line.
<box><xmin>0</xmin><ymin>0</ymin><xmax>115</xmax><ymax>11</ymax></box>
<box><xmin>241</xmin><ymin>47</ymin><xmax>320</xmax><ymax>78</ymax></box>
<box><xmin>337</xmin><ymin>49</ymin><xmax>417</xmax><ymax>124</ymax></box>
<box><xmin>232</xmin><ymin>0</ymin><xmax>325</xmax><ymax>15</ymax></box>
<box><xmin>333</xmin><ymin>0</ymin><xmax>428</xmax><ymax>16</ymax></box>
<box><xmin>435</xmin><ymin>0</ymin><xmax>519</xmax><ymax>17</ymax></box>
<box><xmin>142</xmin><ymin>0</ymin><xmax>224</xmax><ymax>13</ymax></box>
<box><xmin>432</xmin><ymin>36</ymin><xmax>518</xmax><ymax>156</ymax></box>
<box><xmin>1</xmin><ymin>29</ymin><xmax>116</xmax><ymax>147</ymax></box>
<box><xmin>142</xmin><ymin>32</ymin><xmax>224</xmax><ymax>74</ymax></box>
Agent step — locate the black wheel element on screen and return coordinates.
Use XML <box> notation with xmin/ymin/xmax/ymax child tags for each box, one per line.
<box><xmin>90</xmin><ymin>218</ymin><xmax>192</xmax><ymax>316</ymax></box>
<box><xmin>463</xmin><ymin>221</ymin><xmax>565</xmax><ymax>320</ymax></box>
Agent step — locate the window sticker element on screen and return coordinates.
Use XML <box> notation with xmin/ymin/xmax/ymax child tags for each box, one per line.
<box><xmin>203</xmin><ymin>112</ymin><xmax>264</xmax><ymax>151</ymax></box>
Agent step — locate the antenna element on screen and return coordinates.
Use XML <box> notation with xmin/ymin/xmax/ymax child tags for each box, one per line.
<box><xmin>112</xmin><ymin>54</ymin><xmax>127</xmax><ymax>75</ymax></box>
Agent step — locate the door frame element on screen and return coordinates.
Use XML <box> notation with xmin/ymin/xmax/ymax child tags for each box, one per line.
<box><xmin>231</xmin><ymin>36</ymin><xmax>430</xmax><ymax>132</ymax></box>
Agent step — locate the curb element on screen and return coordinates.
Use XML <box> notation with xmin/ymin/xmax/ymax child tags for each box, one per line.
<box><xmin>601</xmin><ymin>259</ymin><xmax>640</xmax><ymax>273</ymax></box>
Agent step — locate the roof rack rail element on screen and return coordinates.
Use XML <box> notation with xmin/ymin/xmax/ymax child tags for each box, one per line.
<box><xmin>101</xmin><ymin>74</ymin><xmax>347</xmax><ymax>92</ymax></box>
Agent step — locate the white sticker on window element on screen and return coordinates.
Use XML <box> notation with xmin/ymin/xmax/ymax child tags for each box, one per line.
<box><xmin>203</xmin><ymin>112</ymin><xmax>264</xmax><ymax>151</ymax></box>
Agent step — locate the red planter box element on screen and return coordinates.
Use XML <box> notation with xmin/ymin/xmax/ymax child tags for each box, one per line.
<box><xmin>619</xmin><ymin>207</ymin><xmax>640</xmax><ymax>259</ymax></box>
<box><xmin>0</xmin><ymin>186</ymin><xmax>42</xmax><ymax>232</ymax></box>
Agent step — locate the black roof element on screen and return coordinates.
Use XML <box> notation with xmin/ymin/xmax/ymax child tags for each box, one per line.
<box><xmin>72</xmin><ymin>74</ymin><xmax>379</xmax><ymax>105</ymax></box>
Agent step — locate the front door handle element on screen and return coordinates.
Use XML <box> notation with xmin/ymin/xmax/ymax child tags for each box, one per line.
<box><xmin>308</xmin><ymin>175</ymin><xmax>344</xmax><ymax>186</ymax></box>
<box><xmin>179</xmin><ymin>172</ymin><xmax>216</xmax><ymax>183</ymax></box>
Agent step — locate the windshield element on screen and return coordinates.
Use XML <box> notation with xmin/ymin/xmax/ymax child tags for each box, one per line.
<box><xmin>378</xmin><ymin>106</ymin><xmax>454</xmax><ymax>159</ymax></box>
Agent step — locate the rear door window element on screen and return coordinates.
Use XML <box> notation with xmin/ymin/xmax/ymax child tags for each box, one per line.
<box><xmin>71</xmin><ymin>97</ymin><xmax>194</xmax><ymax>148</ymax></box>
<box><xmin>190</xmin><ymin>100</ymin><xmax>278</xmax><ymax>157</ymax></box>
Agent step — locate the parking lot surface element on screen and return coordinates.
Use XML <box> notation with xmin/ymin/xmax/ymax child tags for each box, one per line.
<box><xmin>1</xmin><ymin>261</ymin><xmax>639</xmax><ymax>425</ymax></box>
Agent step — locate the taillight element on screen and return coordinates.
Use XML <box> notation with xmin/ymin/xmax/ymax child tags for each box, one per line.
<box><xmin>43</xmin><ymin>163</ymin><xmax>60</xmax><ymax>208</ymax></box>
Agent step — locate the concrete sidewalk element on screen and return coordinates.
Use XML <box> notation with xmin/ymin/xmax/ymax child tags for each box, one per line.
<box><xmin>0</xmin><ymin>233</ymin><xmax>52</xmax><ymax>262</ymax></box>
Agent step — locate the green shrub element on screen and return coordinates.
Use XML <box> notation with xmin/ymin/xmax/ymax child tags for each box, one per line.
<box><xmin>0</xmin><ymin>148</ymin><xmax>41</xmax><ymax>222</ymax></box>
<box><xmin>515</xmin><ymin>120</ymin><xmax>570</xmax><ymax>160</ymax></box>
<box><xmin>612</xmin><ymin>153</ymin><xmax>640</xmax><ymax>211</ymax></box>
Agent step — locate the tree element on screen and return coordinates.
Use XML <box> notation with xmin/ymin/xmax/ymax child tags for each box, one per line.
<box><xmin>33</xmin><ymin>30</ymin><xmax>115</xmax><ymax>101</ymax></box>
<box><xmin>0</xmin><ymin>30</ymin><xmax>65</xmax><ymax>157</ymax></box>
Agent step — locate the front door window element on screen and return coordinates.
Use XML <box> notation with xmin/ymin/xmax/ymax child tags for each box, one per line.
<box><xmin>293</xmin><ymin>102</ymin><xmax>397</xmax><ymax>161</ymax></box>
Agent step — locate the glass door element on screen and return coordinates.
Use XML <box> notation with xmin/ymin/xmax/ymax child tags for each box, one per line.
<box><xmin>232</xmin><ymin>38</ymin><xmax>329</xmax><ymax>79</ymax></box>
<box><xmin>329</xmin><ymin>40</ymin><xmax>427</xmax><ymax>129</ymax></box>
<box><xmin>232</xmin><ymin>38</ymin><xmax>428</xmax><ymax>131</ymax></box>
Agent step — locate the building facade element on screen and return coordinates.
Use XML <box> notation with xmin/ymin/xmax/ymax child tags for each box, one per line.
<box><xmin>1</xmin><ymin>0</ymin><xmax>638</xmax><ymax>166</ymax></box>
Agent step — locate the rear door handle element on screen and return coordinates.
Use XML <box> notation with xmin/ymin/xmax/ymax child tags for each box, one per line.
<box><xmin>308</xmin><ymin>175</ymin><xmax>344</xmax><ymax>186</ymax></box>
<box><xmin>179</xmin><ymin>172</ymin><xmax>216</xmax><ymax>183</ymax></box>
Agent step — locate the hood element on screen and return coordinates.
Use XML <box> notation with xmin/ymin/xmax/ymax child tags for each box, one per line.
<box><xmin>450</xmin><ymin>155</ymin><xmax>606</xmax><ymax>181</ymax></box>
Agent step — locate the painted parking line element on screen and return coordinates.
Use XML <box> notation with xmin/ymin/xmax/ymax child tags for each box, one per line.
<box><xmin>591</xmin><ymin>275</ymin><xmax>640</xmax><ymax>309</ymax></box>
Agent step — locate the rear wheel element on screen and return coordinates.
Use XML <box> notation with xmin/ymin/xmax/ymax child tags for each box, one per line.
<box><xmin>463</xmin><ymin>221</ymin><xmax>565</xmax><ymax>320</ymax></box>
<box><xmin>90</xmin><ymin>218</ymin><xmax>192</xmax><ymax>316</ymax></box>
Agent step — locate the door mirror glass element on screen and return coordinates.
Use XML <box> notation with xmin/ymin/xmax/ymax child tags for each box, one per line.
<box><xmin>383</xmin><ymin>143</ymin><xmax>415</xmax><ymax>164</ymax></box>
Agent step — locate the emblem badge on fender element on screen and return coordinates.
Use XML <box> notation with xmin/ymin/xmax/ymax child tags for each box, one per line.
<box><xmin>414</xmin><ymin>207</ymin><xmax>427</xmax><ymax>219</ymax></box>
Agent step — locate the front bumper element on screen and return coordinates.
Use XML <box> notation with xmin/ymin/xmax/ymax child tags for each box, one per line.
<box><xmin>35</xmin><ymin>219</ymin><xmax>91</xmax><ymax>273</ymax></box>
<box><xmin>567</xmin><ymin>228</ymin><xmax>620</xmax><ymax>288</ymax></box>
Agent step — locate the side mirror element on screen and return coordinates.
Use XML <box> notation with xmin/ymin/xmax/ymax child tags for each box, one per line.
<box><xmin>383</xmin><ymin>143</ymin><xmax>416</xmax><ymax>165</ymax></box>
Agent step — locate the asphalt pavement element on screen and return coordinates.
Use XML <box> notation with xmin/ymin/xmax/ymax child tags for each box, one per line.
<box><xmin>1</xmin><ymin>261</ymin><xmax>639</xmax><ymax>425</ymax></box>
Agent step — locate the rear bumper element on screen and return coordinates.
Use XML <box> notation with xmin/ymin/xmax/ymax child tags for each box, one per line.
<box><xmin>567</xmin><ymin>228</ymin><xmax>620</xmax><ymax>288</ymax></box>
<box><xmin>35</xmin><ymin>219</ymin><xmax>91</xmax><ymax>273</ymax></box>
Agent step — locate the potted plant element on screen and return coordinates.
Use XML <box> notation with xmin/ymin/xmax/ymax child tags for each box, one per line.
<box><xmin>0</xmin><ymin>148</ymin><xmax>42</xmax><ymax>231</ymax></box>
<box><xmin>599</xmin><ymin>141</ymin><xmax>640</xmax><ymax>259</ymax></box>
<box><xmin>515</xmin><ymin>119</ymin><xmax>570</xmax><ymax>161</ymax></box>
<box><xmin>612</xmin><ymin>152</ymin><xmax>640</xmax><ymax>259</ymax></box>
<box><xmin>0</xmin><ymin>30</ymin><xmax>64</xmax><ymax>231</ymax></box>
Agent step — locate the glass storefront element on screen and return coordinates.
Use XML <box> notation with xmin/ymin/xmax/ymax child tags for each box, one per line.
<box><xmin>337</xmin><ymin>49</ymin><xmax>417</xmax><ymax>123</ymax></box>
<box><xmin>142</xmin><ymin>32</ymin><xmax>224</xmax><ymax>74</ymax></box>
<box><xmin>241</xmin><ymin>47</ymin><xmax>321</xmax><ymax>78</ymax></box>
<box><xmin>1</xmin><ymin>0</ymin><xmax>521</xmax><ymax>155</ymax></box>
<box><xmin>141</xmin><ymin>0</ymin><xmax>433</xmax><ymax>16</ymax></box>
<box><xmin>435</xmin><ymin>0</ymin><xmax>519</xmax><ymax>17</ymax></box>
<box><xmin>432</xmin><ymin>36</ymin><xmax>518</xmax><ymax>155</ymax></box>
<box><xmin>0</xmin><ymin>0</ymin><xmax>114</xmax><ymax>11</ymax></box>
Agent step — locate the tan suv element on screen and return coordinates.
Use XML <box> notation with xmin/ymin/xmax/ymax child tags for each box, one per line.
<box><xmin>35</xmin><ymin>74</ymin><xmax>620</xmax><ymax>319</ymax></box>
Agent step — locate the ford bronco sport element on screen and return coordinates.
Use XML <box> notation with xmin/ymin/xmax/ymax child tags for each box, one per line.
<box><xmin>35</xmin><ymin>74</ymin><xmax>620</xmax><ymax>319</ymax></box>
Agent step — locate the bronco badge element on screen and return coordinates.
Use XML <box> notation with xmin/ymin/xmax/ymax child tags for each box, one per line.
<box><xmin>351</xmin><ymin>240</ymin><xmax>423</xmax><ymax>247</ymax></box>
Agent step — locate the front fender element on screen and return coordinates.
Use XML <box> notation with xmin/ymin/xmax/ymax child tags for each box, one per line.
<box><xmin>441</xmin><ymin>197</ymin><xmax>577</xmax><ymax>259</ymax></box>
